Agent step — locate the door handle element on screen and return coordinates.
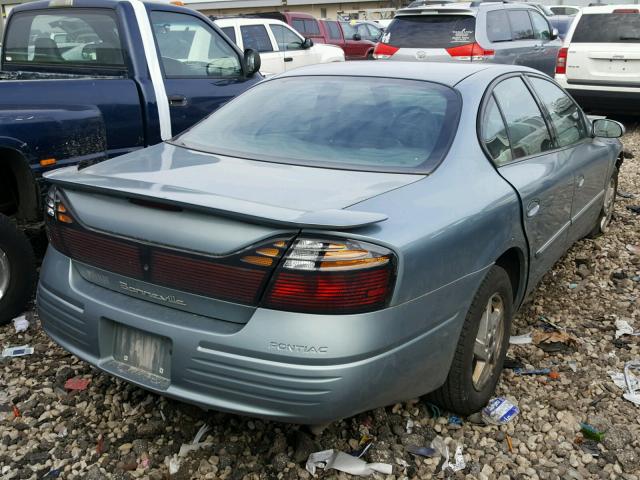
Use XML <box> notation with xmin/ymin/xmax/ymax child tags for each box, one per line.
<box><xmin>168</xmin><ymin>95</ymin><xmax>187</xmax><ymax>107</ymax></box>
<box><xmin>284</xmin><ymin>57</ymin><xmax>293</xmax><ymax>62</ymax></box>
<box><xmin>577</xmin><ymin>175</ymin><xmax>585</xmax><ymax>188</ymax></box>
<box><xmin>527</xmin><ymin>200</ymin><xmax>540</xmax><ymax>218</ymax></box>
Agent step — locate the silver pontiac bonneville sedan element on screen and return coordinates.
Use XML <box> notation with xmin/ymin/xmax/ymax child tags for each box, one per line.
<box><xmin>38</xmin><ymin>62</ymin><xmax>623</xmax><ymax>424</ymax></box>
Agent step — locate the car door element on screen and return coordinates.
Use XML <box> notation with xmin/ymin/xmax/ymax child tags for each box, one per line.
<box><xmin>503</xmin><ymin>10</ymin><xmax>544</xmax><ymax>72</ymax></box>
<box><xmin>269</xmin><ymin>23</ymin><xmax>315</xmax><ymax>70</ymax></box>
<box><xmin>481</xmin><ymin>76</ymin><xmax>575</xmax><ymax>286</ymax></box>
<box><xmin>527</xmin><ymin>75</ymin><xmax>613</xmax><ymax>243</ymax></box>
<box><xmin>529</xmin><ymin>10</ymin><xmax>561</xmax><ymax>76</ymax></box>
<box><xmin>238</xmin><ymin>23</ymin><xmax>281</xmax><ymax>74</ymax></box>
<box><xmin>340</xmin><ymin>22</ymin><xmax>362</xmax><ymax>58</ymax></box>
<box><xmin>150</xmin><ymin>11</ymin><xmax>254</xmax><ymax>136</ymax></box>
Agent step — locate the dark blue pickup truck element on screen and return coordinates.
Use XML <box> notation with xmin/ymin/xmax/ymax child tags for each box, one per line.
<box><xmin>0</xmin><ymin>0</ymin><xmax>262</xmax><ymax>324</ymax></box>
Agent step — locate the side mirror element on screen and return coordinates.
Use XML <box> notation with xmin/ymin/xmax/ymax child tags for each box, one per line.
<box><xmin>243</xmin><ymin>48</ymin><xmax>261</xmax><ymax>76</ymax></box>
<box><xmin>592</xmin><ymin>118</ymin><xmax>625</xmax><ymax>138</ymax></box>
<box><xmin>550</xmin><ymin>27</ymin><xmax>559</xmax><ymax>40</ymax></box>
<box><xmin>302</xmin><ymin>38</ymin><xmax>313</xmax><ymax>49</ymax></box>
<box><xmin>352</xmin><ymin>33</ymin><xmax>362</xmax><ymax>41</ymax></box>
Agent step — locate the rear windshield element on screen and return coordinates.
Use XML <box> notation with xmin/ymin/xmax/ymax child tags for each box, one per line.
<box><xmin>175</xmin><ymin>76</ymin><xmax>461</xmax><ymax>173</ymax></box>
<box><xmin>384</xmin><ymin>15</ymin><xmax>476</xmax><ymax>48</ymax></box>
<box><xmin>572</xmin><ymin>13</ymin><xmax>640</xmax><ymax>42</ymax></box>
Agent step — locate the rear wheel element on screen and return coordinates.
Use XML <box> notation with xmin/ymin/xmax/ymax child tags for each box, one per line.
<box><xmin>430</xmin><ymin>265</ymin><xmax>513</xmax><ymax>415</ymax></box>
<box><xmin>0</xmin><ymin>214</ymin><xmax>36</xmax><ymax>325</ymax></box>
<box><xmin>588</xmin><ymin>168</ymin><xmax>618</xmax><ymax>238</ymax></box>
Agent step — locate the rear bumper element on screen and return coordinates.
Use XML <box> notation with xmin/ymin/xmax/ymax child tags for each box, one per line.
<box><xmin>37</xmin><ymin>247</ymin><xmax>480</xmax><ymax>423</ymax></box>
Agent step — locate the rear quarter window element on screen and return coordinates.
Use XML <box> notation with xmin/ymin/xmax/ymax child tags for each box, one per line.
<box><xmin>487</xmin><ymin>10</ymin><xmax>512</xmax><ymax>42</ymax></box>
<box><xmin>221</xmin><ymin>26</ymin><xmax>236</xmax><ymax>45</ymax></box>
<box><xmin>326</xmin><ymin>21</ymin><xmax>342</xmax><ymax>39</ymax></box>
<box><xmin>384</xmin><ymin>15</ymin><xmax>476</xmax><ymax>48</ymax></box>
<box><xmin>572</xmin><ymin>13</ymin><xmax>640</xmax><ymax>42</ymax></box>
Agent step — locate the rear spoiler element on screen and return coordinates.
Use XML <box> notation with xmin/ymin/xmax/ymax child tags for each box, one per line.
<box><xmin>44</xmin><ymin>169</ymin><xmax>388</xmax><ymax>230</ymax></box>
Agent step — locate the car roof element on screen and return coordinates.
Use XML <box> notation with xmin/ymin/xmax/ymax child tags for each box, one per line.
<box><xmin>214</xmin><ymin>17</ymin><xmax>287</xmax><ymax>27</ymax></box>
<box><xmin>275</xmin><ymin>61</ymin><xmax>536</xmax><ymax>86</ymax></box>
<box><xmin>580</xmin><ymin>4</ymin><xmax>640</xmax><ymax>13</ymax></box>
<box><xmin>395</xmin><ymin>1</ymin><xmax>539</xmax><ymax>15</ymax></box>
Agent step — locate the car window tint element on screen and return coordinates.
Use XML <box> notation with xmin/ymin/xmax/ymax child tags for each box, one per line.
<box><xmin>383</xmin><ymin>15</ymin><xmax>476</xmax><ymax>48</ymax></box>
<box><xmin>177</xmin><ymin>76</ymin><xmax>461</xmax><ymax>173</ymax></box>
<box><xmin>292</xmin><ymin>19</ymin><xmax>305</xmax><ymax>34</ymax></box>
<box><xmin>4</xmin><ymin>9</ymin><xmax>125</xmax><ymax>69</ymax></box>
<box><xmin>341</xmin><ymin>22</ymin><xmax>357</xmax><ymax>38</ymax></box>
<box><xmin>240</xmin><ymin>24</ymin><xmax>274</xmax><ymax>52</ymax></box>
<box><xmin>304</xmin><ymin>19</ymin><xmax>320</xmax><ymax>35</ymax></box>
<box><xmin>529</xmin><ymin>77</ymin><xmax>587</xmax><ymax>147</ymax></box>
<box><xmin>221</xmin><ymin>26</ymin><xmax>236</xmax><ymax>45</ymax></box>
<box><xmin>150</xmin><ymin>12</ymin><xmax>241</xmax><ymax>78</ymax></box>
<box><xmin>530</xmin><ymin>11</ymin><xmax>551</xmax><ymax>40</ymax></box>
<box><xmin>572</xmin><ymin>13</ymin><xmax>640</xmax><ymax>43</ymax></box>
<box><xmin>482</xmin><ymin>96</ymin><xmax>513</xmax><ymax>166</ymax></box>
<box><xmin>508</xmin><ymin>10</ymin><xmax>534</xmax><ymax>40</ymax></box>
<box><xmin>493</xmin><ymin>77</ymin><xmax>552</xmax><ymax>159</ymax></box>
<box><xmin>487</xmin><ymin>10</ymin><xmax>512</xmax><ymax>42</ymax></box>
<box><xmin>270</xmin><ymin>24</ymin><xmax>304</xmax><ymax>51</ymax></box>
<box><xmin>366</xmin><ymin>24</ymin><xmax>382</xmax><ymax>40</ymax></box>
<box><xmin>326</xmin><ymin>21</ymin><xmax>342</xmax><ymax>39</ymax></box>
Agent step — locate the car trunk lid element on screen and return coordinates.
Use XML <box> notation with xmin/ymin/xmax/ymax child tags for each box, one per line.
<box><xmin>45</xmin><ymin>143</ymin><xmax>421</xmax><ymax>321</ymax></box>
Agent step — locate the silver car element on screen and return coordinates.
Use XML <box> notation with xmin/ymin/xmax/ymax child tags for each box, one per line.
<box><xmin>38</xmin><ymin>62</ymin><xmax>623</xmax><ymax>424</ymax></box>
<box><xmin>374</xmin><ymin>1</ymin><xmax>562</xmax><ymax>77</ymax></box>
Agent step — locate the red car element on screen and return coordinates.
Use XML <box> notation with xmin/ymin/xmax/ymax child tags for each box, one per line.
<box><xmin>254</xmin><ymin>11</ymin><xmax>326</xmax><ymax>44</ymax></box>
<box><xmin>319</xmin><ymin>20</ymin><xmax>379</xmax><ymax>59</ymax></box>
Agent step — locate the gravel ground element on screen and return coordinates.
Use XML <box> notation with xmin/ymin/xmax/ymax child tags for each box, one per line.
<box><xmin>1</xmin><ymin>128</ymin><xmax>639</xmax><ymax>480</ymax></box>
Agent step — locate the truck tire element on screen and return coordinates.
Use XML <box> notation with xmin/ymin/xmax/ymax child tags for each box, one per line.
<box><xmin>429</xmin><ymin>265</ymin><xmax>513</xmax><ymax>415</ymax></box>
<box><xmin>0</xmin><ymin>214</ymin><xmax>36</xmax><ymax>325</ymax></box>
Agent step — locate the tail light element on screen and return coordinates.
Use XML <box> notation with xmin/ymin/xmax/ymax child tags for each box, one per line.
<box><xmin>45</xmin><ymin>187</ymin><xmax>291</xmax><ymax>306</ymax></box>
<box><xmin>373</xmin><ymin>42</ymin><xmax>399</xmax><ymax>59</ymax></box>
<box><xmin>263</xmin><ymin>238</ymin><xmax>396</xmax><ymax>314</ymax></box>
<box><xmin>446</xmin><ymin>42</ymin><xmax>495</xmax><ymax>61</ymax></box>
<box><xmin>556</xmin><ymin>47</ymin><xmax>568</xmax><ymax>75</ymax></box>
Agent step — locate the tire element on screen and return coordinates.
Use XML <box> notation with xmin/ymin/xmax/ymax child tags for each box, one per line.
<box><xmin>430</xmin><ymin>265</ymin><xmax>513</xmax><ymax>415</ymax></box>
<box><xmin>588</xmin><ymin>167</ymin><xmax>618</xmax><ymax>238</ymax></box>
<box><xmin>0</xmin><ymin>214</ymin><xmax>36</xmax><ymax>325</ymax></box>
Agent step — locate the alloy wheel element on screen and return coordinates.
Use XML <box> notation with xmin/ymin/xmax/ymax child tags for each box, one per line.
<box><xmin>472</xmin><ymin>293</ymin><xmax>505</xmax><ymax>391</ymax></box>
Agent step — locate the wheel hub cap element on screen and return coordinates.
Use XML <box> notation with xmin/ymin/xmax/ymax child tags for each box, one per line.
<box><xmin>472</xmin><ymin>293</ymin><xmax>505</xmax><ymax>391</ymax></box>
<box><xmin>0</xmin><ymin>248</ymin><xmax>9</xmax><ymax>302</ymax></box>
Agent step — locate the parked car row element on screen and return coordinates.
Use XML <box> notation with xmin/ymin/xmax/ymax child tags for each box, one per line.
<box><xmin>213</xmin><ymin>12</ymin><xmax>383</xmax><ymax>62</ymax></box>
<box><xmin>214</xmin><ymin>17</ymin><xmax>344</xmax><ymax>75</ymax></box>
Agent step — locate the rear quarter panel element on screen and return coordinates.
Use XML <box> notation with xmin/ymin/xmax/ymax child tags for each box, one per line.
<box><xmin>345</xmin><ymin>71</ymin><xmax>528</xmax><ymax>309</ymax></box>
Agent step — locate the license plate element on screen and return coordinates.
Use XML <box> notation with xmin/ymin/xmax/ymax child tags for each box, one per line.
<box><xmin>113</xmin><ymin>324</ymin><xmax>171</xmax><ymax>379</ymax></box>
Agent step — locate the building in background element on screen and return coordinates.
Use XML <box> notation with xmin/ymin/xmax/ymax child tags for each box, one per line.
<box><xmin>187</xmin><ymin>0</ymin><xmax>399</xmax><ymax>21</ymax></box>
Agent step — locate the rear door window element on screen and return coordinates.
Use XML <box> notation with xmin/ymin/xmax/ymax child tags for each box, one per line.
<box><xmin>240</xmin><ymin>24</ymin><xmax>274</xmax><ymax>52</ymax></box>
<box><xmin>572</xmin><ymin>13</ymin><xmax>640</xmax><ymax>42</ymax></box>
<box><xmin>3</xmin><ymin>9</ymin><xmax>125</xmax><ymax>70</ymax></box>
<box><xmin>508</xmin><ymin>10</ymin><xmax>535</xmax><ymax>40</ymax></box>
<box><xmin>487</xmin><ymin>10</ymin><xmax>512</xmax><ymax>42</ymax></box>
<box><xmin>221</xmin><ymin>26</ymin><xmax>236</xmax><ymax>44</ymax></box>
<box><xmin>493</xmin><ymin>77</ymin><xmax>553</xmax><ymax>160</ymax></box>
<box><xmin>384</xmin><ymin>15</ymin><xmax>476</xmax><ymax>48</ymax></box>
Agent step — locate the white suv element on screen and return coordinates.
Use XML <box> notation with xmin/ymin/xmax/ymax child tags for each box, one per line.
<box><xmin>555</xmin><ymin>5</ymin><xmax>640</xmax><ymax>113</ymax></box>
<box><xmin>214</xmin><ymin>18</ymin><xmax>344</xmax><ymax>75</ymax></box>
